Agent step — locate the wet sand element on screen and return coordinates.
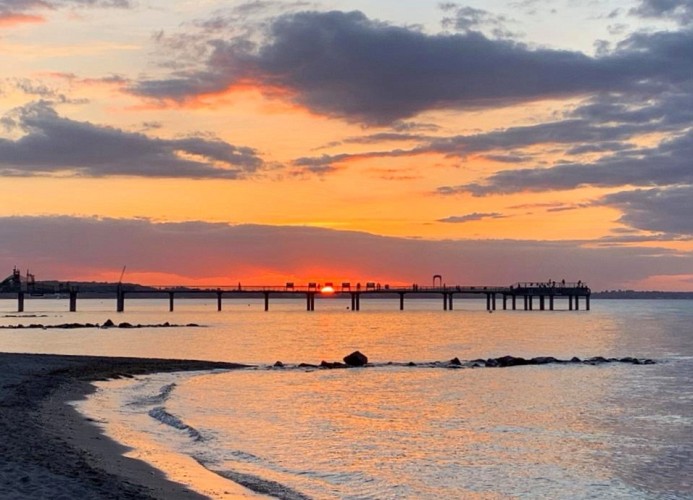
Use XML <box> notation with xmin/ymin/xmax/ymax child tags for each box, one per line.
<box><xmin>0</xmin><ymin>352</ymin><xmax>257</xmax><ymax>499</ymax></box>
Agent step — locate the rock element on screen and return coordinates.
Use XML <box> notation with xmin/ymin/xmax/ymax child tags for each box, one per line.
<box><xmin>531</xmin><ymin>356</ymin><xmax>559</xmax><ymax>365</ymax></box>
<box><xmin>495</xmin><ymin>355</ymin><xmax>530</xmax><ymax>367</ymax></box>
<box><xmin>298</xmin><ymin>363</ymin><xmax>318</xmax><ymax>368</ymax></box>
<box><xmin>320</xmin><ymin>361</ymin><xmax>347</xmax><ymax>369</ymax></box>
<box><xmin>118</xmin><ymin>322</ymin><xmax>134</xmax><ymax>328</ymax></box>
<box><xmin>343</xmin><ymin>351</ymin><xmax>368</xmax><ymax>367</ymax></box>
<box><xmin>570</xmin><ymin>356</ymin><xmax>582</xmax><ymax>363</ymax></box>
<box><xmin>586</xmin><ymin>356</ymin><xmax>608</xmax><ymax>364</ymax></box>
<box><xmin>485</xmin><ymin>358</ymin><xmax>499</xmax><ymax>367</ymax></box>
<box><xmin>102</xmin><ymin>319</ymin><xmax>115</xmax><ymax>328</ymax></box>
<box><xmin>449</xmin><ymin>357</ymin><xmax>462</xmax><ymax>366</ymax></box>
<box><xmin>644</xmin><ymin>359</ymin><xmax>656</xmax><ymax>364</ymax></box>
<box><xmin>407</xmin><ymin>361</ymin><xmax>417</xmax><ymax>366</ymax></box>
<box><xmin>273</xmin><ymin>361</ymin><xmax>284</xmax><ymax>368</ymax></box>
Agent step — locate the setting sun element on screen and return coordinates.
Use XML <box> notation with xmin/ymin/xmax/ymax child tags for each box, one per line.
<box><xmin>320</xmin><ymin>285</ymin><xmax>335</xmax><ymax>294</ymax></box>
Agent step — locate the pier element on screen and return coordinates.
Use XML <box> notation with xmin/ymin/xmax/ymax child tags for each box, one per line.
<box><xmin>2</xmin><ymin>275</ymin><xmax>591</xmax><ymax>313</ymax></box>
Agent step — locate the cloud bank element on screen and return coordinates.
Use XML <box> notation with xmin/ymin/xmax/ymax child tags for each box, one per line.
<box><xmin>2</xmin><ymin>216</ymin><xmax>692</xmax><ymax>290</ymax></box>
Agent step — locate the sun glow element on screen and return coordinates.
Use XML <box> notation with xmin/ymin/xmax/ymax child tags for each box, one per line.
<box><xmin>320</xmin><ymin>285</ymin><xmax>335</xmax><ymax>294</ymax></box>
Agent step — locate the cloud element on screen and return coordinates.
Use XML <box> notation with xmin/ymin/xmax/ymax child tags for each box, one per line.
<box><xmin>0</xmin><ymin>0</ymin><xmax>132</xmax><ymax>25</ymax></box>
<box><xmin>439</xmin><ymin>3</ymin><xmax>516</xmax><ymax>38</ymax></box>
<box><xmin>0</xmin><ymin>102</ymin><xmax>264</xmax><ymax>179</ymax></box>
<box><xmin>131</xmin><ymin>9</ymin><xmax>670</xmax><ymax>125</ymax></box>
<box><xmin>600</xmin><ymin>186</ymin><xmax>693</xmax><ymax>236</ymax></box>
<box><xmin>1</xmin><ymin>216</ymin><xmax>692</xmax><ymax>291</ymax></box>
<box><xmin>0</xmin><ymin>11</ymin><xmax>43</xmax><ymax>27</ymax></box>
<box><xmin>441</xmin><ymin>128</ymin><xmax>693</xmax><ymax>196</ymax></box>
<box><xmin>437</xmin><ymin>212</ymin><xmax>506</xmax><ymax>223</ymax></box>
<box><xmin>630</xmin><ymin>0</ymin><xmax>693</xmax><ymax>25</ymax></box>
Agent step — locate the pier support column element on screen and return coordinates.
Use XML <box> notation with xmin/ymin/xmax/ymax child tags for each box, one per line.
<box><xmin>569</xmin><ymin>296</ymin><xmax>573</xmax><ymax>311</ymax></box>
<box><xmin>486</xmin><ymin>293</ymin><xmax>491</xmax><ymax>311</ymax></box>
<box><xmin>540</xmin><ymin>295</ymin><xmax>545</xmax><ymax>311</ymax></box>
<box><xmin>586</xmin><ymin>295</ymin><xmax>591</xmax><ymax>311</ymax></box>
<box><xmin>523</xmin><ymin>295</ymin><xmax>528</xmax><ymax>311</ymax></box>
<box><xmin>443</xmin><ymin>293</ymin><xmax>448</xmax><ymax>311</ymax></box>
<box><xmin>264</xmin><ymin>292</ymin><xmax>270</xmax><ymax>311</ymax></box>
<box><xmin>503</xmin><ymin>295</ymin><xmax>507</xmax><ymax>310</ymax></box>
<box><xmin>549</xmin><ymin>295</ymin><xmax>554</xmax><ymax>311</ymax></box>
<box><xmin>169</xmin><ymin>292</ymin><xmax>175</xmax><ymax>312</ymax></box>
<box><xmin>575</xmin><ymin>296</ymin><xmax>580</xmax><ymax>311</ymax></box>
<box><xmin>492</xmin><ymin>294</ymin><xmax>496</xmax><ymax>311</ymax></box>
<box><xmin>117</xmin><ymin>289</ymin><xmax>125</xmax><ymax>312</ymax></box>
<box><xmin>399</xmin><ymin>293</ymin><xmax>405</xmax><ymax>311</ymax></box>
<box><xmin>69</xmin><ymin>291</ymin><xmax>77</xmax><ymax>312</ymax></box>
<box><xmin>306</xmin><ymin>293</ymin><xmax>315</xmax><ymax>311</ymax></box>
<box><xmin>217</xmin><ymin>291</ymin><xmax>222</xmax><ymax>312</ymax></box>
<box><xmin>355</xmin><ymin>293</ymin><xmax>360</xmax><ymax>311</ymax></box>
<box><xmin>529</xmin><ymin>296</ymin><xmax>534</xmax><ymax>311</ymax></box>
<box><xmin>17</xmin><ymin>292</ymin><xmax>24</xmax><ymax>313</ymax></box>
<box><xmin>449</xmin><ymin>294</ymin><xmax>453</xmax><ymax>311</ymax></box>
<box><xmin>512</xmin><ymin>295</ymin><xmax>516</xmax><ymax>310</ymax></box>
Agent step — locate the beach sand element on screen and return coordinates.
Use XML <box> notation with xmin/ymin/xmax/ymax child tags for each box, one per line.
<box><xmin>0</xmin><ymin>352</ymin><xmax>260</xmax><ymax>499</ymax></box>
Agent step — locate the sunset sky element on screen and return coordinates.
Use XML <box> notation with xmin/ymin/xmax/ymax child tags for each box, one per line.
<box><xmin>1</xmin><ymin>0</ymin><xmax>692</xmax><ymax>290</ymax></box>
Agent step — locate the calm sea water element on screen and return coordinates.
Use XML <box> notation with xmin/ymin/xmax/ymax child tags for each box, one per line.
<box><xmin>1</xmin><ymin>297</ymin><xmax>692</xmax><ymax>498</ymax></box>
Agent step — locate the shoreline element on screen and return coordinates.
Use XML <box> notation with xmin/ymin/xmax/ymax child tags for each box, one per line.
<box><xmin>0</xmin><ymin>352</ymin><xmax>259</xmax><ymax>499</ymax></box>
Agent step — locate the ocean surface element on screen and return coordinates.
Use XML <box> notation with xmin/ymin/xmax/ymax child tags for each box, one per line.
<box><xmin>1</xmin><ymin>297</ymin><xmax>692</xmax><ymax>499</ymax></box>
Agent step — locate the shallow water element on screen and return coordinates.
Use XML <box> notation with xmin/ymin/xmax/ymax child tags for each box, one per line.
<box><xmin>2</xmin><ymin>298</ymin><xmax>692</xmax><ymax>498</ymax></box>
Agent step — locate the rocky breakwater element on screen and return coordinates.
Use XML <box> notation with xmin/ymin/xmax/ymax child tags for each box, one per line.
<box><xmin>0</xmin><ymin>319</ymin><xmax>202</xmax><ymax>330</ymax></box>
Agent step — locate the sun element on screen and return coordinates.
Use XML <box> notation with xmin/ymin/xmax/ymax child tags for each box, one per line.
<box><xmin>320</xmin><ymin>285</ymin><xmax>335</xmax><ymax>294</ymax></box>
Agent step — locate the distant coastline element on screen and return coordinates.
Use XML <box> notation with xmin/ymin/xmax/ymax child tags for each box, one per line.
<box><xmin>591</xmin><ymin>290</ymin><xmax>693</xmax><ymax>300</ymax></box>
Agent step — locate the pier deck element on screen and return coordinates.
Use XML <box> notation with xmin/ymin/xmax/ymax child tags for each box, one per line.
<box><xmin>2</xmin><ymin>281</ymin><xmax>591</xmax><ymax>313</ymax></box>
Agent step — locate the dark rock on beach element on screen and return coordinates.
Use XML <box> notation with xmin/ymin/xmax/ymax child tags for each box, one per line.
<box><xmin>273</xmin><ymin>361</ymin><xmax>284</xmax><ymax>368</ymax></box>
<box><xmin>320</xmin><ymin>361</ymin><xmax>347</xmax><ymax>369</ymax></box>
<box><xmin>102</xmin><ymin>319</ymin><xmax>115</xmax><ymax>328</ymax></box>
<box><xmin>343</xmin><ymin>351</ymin><xmax>368</xmax><ymax>367</ymax></box>
<box><xmin>531</xmin><ymin>356</ymin><xmax>559</xmax><ymax>365</ymax></box>
<box><xmin>449</xmin><ymin>357</ymin><xmax>462</xmax><ymax>366</ymax></box>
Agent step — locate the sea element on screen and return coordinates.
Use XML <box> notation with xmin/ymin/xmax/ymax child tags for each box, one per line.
<box><xmin>1</xmin><ymin>296</ymin><xmax>692</xmax><ymax>499</ymax></box>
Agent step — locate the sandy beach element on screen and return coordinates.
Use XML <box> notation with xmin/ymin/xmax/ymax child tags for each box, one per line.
<box><xmin>0</xmin><ymin>352</ymin><xmax>255</xmax><ymax>499</ymax></box>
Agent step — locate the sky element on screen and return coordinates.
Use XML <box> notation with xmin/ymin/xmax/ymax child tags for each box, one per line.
<box><xmin>1</xmin><ymin>0</ymin><xmax>692</xmax><ymax>290</ymax></box>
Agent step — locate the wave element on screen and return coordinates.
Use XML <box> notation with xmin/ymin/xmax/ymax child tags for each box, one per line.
<box><xmin>127</xmin><ymin>382</ymin><xmax>177</xmax><ymax>407</ymax></box>
<box><xmin>195</xmin><ymin>458</ymin><xmax>311</xmax><ymax>500</ymax></box>
<box><xmin>148</xmin><ymin>406</ymin><xmax>204</xmax><ymax>442</ymax></box>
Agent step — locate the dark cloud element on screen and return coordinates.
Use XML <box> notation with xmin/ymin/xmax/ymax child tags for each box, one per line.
<box><xmin>442</xmin><ymin>129</ymin><xmax>693</xmax><ymax>196</ymax></box>
<box><xmin>438</xmin><ymin>212</ymin><xmax>506</xmax><ymax>223</ymax></box>
<box><xmin>0</xmin><ymin>102</ymin><xmax>263</xmax><ymax>179</ymax></box>
<box><xmin>132</xmin><ymin>9</ymin><xmax>665</xmax><ymax>125</ymax></box>
<box><xmin>630</xmin><ymin>0</ymin><xmax>693</xmax><ymax>25</ymax></box>
<box><xmin>600</xmin><ymin>186</ymin><xmax>693</xmax><ymax>235</ymax></box>
<box><xmin>1</xmin><ymin>216</ymin><xmax>692</xmax><ymax>290</ymax></box>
